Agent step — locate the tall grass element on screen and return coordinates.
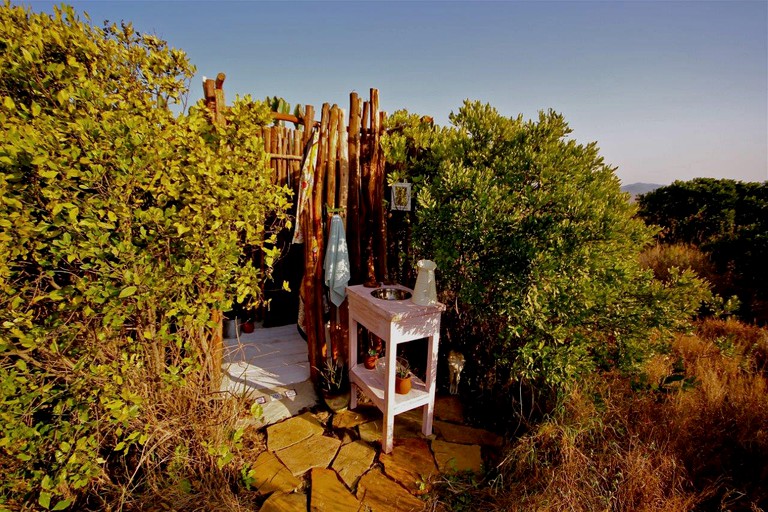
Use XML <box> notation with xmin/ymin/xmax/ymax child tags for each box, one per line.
<box><xmin>430</xmin><ymin>319</ymin><xmax>768</xmax><ymax>511</ymax></box>
<box><xmin>83</xmin><ymin>338</ymin><xmax>263</xmax><ymax>511</ymax></box>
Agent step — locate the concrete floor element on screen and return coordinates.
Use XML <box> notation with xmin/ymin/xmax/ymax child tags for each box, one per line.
<box><xmin>221</xmin><ymin>324</ymin><xmax>318</xmax><ymax>426</ymax></box>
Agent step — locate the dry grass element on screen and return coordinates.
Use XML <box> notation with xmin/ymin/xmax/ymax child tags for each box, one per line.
<box><xmin>430</xmin><ymin>319</ymin><xmax>768</xmax><ymax>511</ymax></box>
<box><xmin>639</xmin><ymin>243</ymin><xmax>718</xmax><ymax>284</ymax></box>
<box><xmin>79</xmin><ymin>335</ymin><xmax>266</xmax><ymax>512</ymax></box>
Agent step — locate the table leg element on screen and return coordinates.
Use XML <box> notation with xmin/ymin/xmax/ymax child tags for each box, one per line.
<box><xmin>422</xmin><ymin>331</ymin><xmax>439</xmax><ymax>436</ymax></box>
<box><xmin>349</xmin><ymin>316</ymin><xmax>358</xmax><ymax>409</ymax></box>
<box><xmin>383</xmin><ymin>344</ymin><xmax>397</xmax><ymax>453</ymax></box>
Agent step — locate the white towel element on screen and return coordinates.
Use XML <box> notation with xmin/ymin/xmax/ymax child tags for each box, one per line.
<box><xmin>324</xmin><ymin>214</ymin><xmax>350</xmax><ymax>307</ymax></box>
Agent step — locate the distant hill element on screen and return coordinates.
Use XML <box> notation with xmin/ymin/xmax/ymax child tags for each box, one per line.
<box><xmin>621</xmin><ymin>182</ymin><xmax>663</xmax><ymax>201</ymax></box>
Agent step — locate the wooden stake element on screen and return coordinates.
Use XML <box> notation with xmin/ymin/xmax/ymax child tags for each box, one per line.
<box><xmin>338</xmin><ymin>108</ymin><xmax>349</xmax><ymax>227</ymax></box>
<box><xmin>347</xmin><ymin>94</ymin><xmax>362</xmax><ymax>285</ymax></box>
<box><xmin>326</xmin><ymin>106</ymin><xmax>340</xmax><ymax>211</ymax></box>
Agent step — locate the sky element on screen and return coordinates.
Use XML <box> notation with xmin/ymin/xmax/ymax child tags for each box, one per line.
<box><xmin>25</xmin><ymin>1</ymin><xmax>768</xmax><ymax>185</ymax></box>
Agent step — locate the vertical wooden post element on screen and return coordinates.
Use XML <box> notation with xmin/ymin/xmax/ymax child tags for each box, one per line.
<box><xmin>368</xmin><ymin>90</ymin><xmax>388</xmax><ymax>284</ymax></box>
<box><xmin>347</xmin><ymin>94</ymin><xmax>362</xmax><ymax>284</ymax></box>
<box><xmin>292</xmin><ymin>129</ymin><xmax>302</xmax><ymax>189</ymax></box>
<box><xmin>375</xmin><ymin>108</ymin><xmax>389</xmax><ymax>284</ymax></box>
<box><xmin>299</xmin><ymin>105</ymin><xmax>317</xmax><ymax>378</ymax></box>
<box><xmin>203</xmin><ymin>73</ymin><xmax>226</xmax><ymax>391</ymax></box>
<box><xmin>308</xmin><ymin>104</ymin><xmax>330</xmax><ymax>372</ymax></box>
<box><xmin>326</xmin><ymin>106</ymin><xmax>340</xmax><ymax>211</ymax></box>
<box><xmin>338</xmin><ymin>108</ymin><xmax>349</xmax><ymax>225</ymax></box>
<box><xmin>360</xmin><ymin>101</ymin><xmax>377</xmax><ymax>286</ymax></box>
<box><xmin>213</xmin><ymin>72</ymin><xmax>226</xmax><ymax>126</ymax></box>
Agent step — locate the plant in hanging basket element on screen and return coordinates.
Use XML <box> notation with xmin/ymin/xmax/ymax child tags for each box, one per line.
<box><xmin>395</xmin><ymin>357</ymin><xmax>412</xmax><ymax>395</ymax></box>
<box><xmin>315</xmin><ymin>359</ymin><xmax>350</xmax><ymax>412</ymax></box>
<box><xmin>364</xmin><ymin>347</ymin><xmax>379</xmax><ymax>370</ymax></box>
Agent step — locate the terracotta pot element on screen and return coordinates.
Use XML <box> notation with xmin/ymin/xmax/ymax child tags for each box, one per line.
<box><xmin>395</xmin><ymin>376</ymin><xmax>412</xmax><ymax>395</ymax></box>
<box><xmin>364</xmin><ymin>355</ymin><xmax>377</xmax><ymax>370</ymax></box>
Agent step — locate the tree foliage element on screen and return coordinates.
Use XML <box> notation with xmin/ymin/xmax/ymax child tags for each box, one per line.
<box><xmin>638</xmin><ymin>178</ymin><xmax>768</xmax><ymax>323</ymax></box>
<box><xmin>385</xmin><ymin>102</ymin><xmax>710</xmax><ymax>398</ymax></box>
<box><xmin>0</xmin><ymin>3</ymin><xmax>289</xmax><ymax>509</ymax></box>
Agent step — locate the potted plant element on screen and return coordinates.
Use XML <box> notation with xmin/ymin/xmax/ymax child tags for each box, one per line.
<box><xmin>364</xmin><ymin>347</ymin><xmax>378</xmax><ymax>370</ymax></box>
<box><xmin>316</xmin><ymin>359</ymin><xmax>349</xmax><ymax>412</ymax></box>
<box><xmin>395</xmin><ymin>357</ymin><xmax>412</xmax><ymax>395</ymax></box>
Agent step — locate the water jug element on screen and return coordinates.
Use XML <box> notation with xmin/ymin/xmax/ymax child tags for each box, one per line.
<box><xmin>412</xmin><ymin>259</ymin><xmax>438</xmax><ymax>306</ymax></box>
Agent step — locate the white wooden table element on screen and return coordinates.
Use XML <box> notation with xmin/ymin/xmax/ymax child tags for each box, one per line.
<box><xmin>347</xmin><ymin>284</ymin><xmax>445</xmax><ymax>453</ymax></box>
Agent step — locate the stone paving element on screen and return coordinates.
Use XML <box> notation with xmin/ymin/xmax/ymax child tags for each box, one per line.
<box><xmin>250</xmin><ymin>395</ymin><xmax>504</xmax><ymax>512</ymax></box>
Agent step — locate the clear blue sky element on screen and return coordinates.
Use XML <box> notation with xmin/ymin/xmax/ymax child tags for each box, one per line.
<box><xmin>25</xmin><ymin>1</ymin><xmax>768</xmax><ymax>185</ymax></box>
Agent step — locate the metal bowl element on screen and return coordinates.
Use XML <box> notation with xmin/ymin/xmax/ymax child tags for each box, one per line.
<box><xmin>370</xmin><ymin>287</ymin><xmax>411</xmax><ymax>301</ymax></box>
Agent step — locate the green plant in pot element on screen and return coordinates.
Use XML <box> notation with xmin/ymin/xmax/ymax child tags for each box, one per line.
<box><xmin>395</xmin><ymin>357</ymin><xmax>412</xmax><ymax>395</ymax></box>
<box><xmin>316</xmin><ymin>359</ymin><xmax>350</xmax><ymax>412</ymax></box>
<box><xmin>364</xmin><ymin>347</ymin><xmax>379</xmax><ymax>370</ymax></box>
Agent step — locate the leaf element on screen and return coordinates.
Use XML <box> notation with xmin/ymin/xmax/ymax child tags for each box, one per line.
<box><xmin>39</xmin><ymin>491</ymin><xmax>52</xmax><ymax>509</ymax></box>
<box><xmin>119</xmin><ymin>286</ymin><xmax>137</xmax><ymax>298</ymax></box>
<box><xmin>52</xmin><ymin>499</ymin><xmax>72</xmax><ymax>511</ymax></box>
<box><xmin>31</xmin><ymin>102</ymin><xmax>41</xmax><ymax>117</ymax></box>
<box><xmin>3</xmin><ymin>96</ymin><xmax>15</xmax><ymax>110</ymax></box>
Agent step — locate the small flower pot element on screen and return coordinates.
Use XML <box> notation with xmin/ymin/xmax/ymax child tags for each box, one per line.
<box><xmin>395</xmin><ymin>375</ymin><xmax>412</xmax><ymax>395</ymax></box>
<box><xmin>363</xmin><ymin>355</ymin><xmax>377</xmax><ymax>370</ymax></box>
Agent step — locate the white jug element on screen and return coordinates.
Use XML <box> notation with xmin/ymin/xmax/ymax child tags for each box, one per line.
<box><xmin>412</xmin><ymin>259</ymin><xmax>438</xmax><ymax>306</ymax></box>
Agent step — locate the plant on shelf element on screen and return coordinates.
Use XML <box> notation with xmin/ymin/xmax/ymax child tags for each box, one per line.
<box><xmin>395</xmin><ymin>357</ymin><xmax>412</xmax><ymax>395</ymax></box>
<box><xmin>364</xmin><ymin>347</ymin><xmax>379</xmax><ymax>370</ymax></box>
<box><xmin>315</xmin><ymin>358</ymin><xmax>350</xmax><ymax>412</ymax></box>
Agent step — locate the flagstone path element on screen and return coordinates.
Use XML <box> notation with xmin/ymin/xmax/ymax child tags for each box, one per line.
<box><xmin>251</xmin><ymin>395</ymin><xmax>504</xmax><ymax>512</ymax></box>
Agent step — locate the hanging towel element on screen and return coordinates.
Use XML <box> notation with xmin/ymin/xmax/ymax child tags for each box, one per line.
<box><xmin>292</xmin><ymin>129</ymin><xmax>319</xmax><ymax>245</ymax></box>
<box><xmin>324</xmin><ymin>214</ymin><xmax>351</xmax><ymax>307</ymax></box>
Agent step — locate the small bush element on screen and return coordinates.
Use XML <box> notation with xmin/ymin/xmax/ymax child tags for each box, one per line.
<box><xmin>639</xmin><ymin>243</ymin><xmax>717</xmax><ymax>284</ymax></box>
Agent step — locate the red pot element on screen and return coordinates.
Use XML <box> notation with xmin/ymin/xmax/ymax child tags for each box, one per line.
<box><xmin>364</xmin><ymin>356</ymin><xmax>377</xmax><ymax>370</ymax></box>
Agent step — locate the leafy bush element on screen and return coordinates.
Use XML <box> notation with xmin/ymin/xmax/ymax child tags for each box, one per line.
<box><xmin>637</xmin><ymin>178</ymin><xmax>768</xmax><ymax>323</ymax></box>
<box><xmin>385</xmin><ymin>102</ymin><xmax>711</xmax><ymax>401</ymax></box>
<box><xmin>0</xmin><ymin>4</ymin><xmax>289</xmax><ymax>509</ymax></box>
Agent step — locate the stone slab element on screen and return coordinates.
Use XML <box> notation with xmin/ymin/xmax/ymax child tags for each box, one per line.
<box><xmin>431</xmin><ymin>440</ymin><xmax>483</xmax><ymax>474</ymax></box>
<box><xmin>433</xmin><ymin>420</ymin><xmax>503</xmax><ymax>448</ymax></box>
<box><xmin>276</xmin><ymin>434</ymin><xmax>342</xmax><ymax>477</ymax></box>
<box><xmin>379</xmin><ymin>438</ymin><xmax>438</xmax><ymax>495</ymax></box>
<box><xmin>309</xmin><ymin>468</ymin><xmax>362</xmax><ymax>512</ymax></box>
<box><xmin>249</xmin><ymin>451</ymin><xmax>302</xmax><ymax>496</ymax></box>
<box><xmin>260</xmin><ymin>491</ymin><xmax>308</xmax><ymax>512</ymax></box>
<box><xmin>434</xmin><ymin>395</ymin><xmax>464</xmax><ymax>424</ymax></box>
<box><xmin>332</xmin><ymin>440</ymin><xmax>376</xmax><ymax>489</ymax></box>
<box><xmin>356</xmin><ymin>469</ymin><xmax>425</xmax><ymax>512</ymax></box>
<box><xmin>332</xmin><ymin>407</ymin><xmax>378</xmax><ymax>429</ymax></box>
<box><xmin>358</xmin><ymin>415</ymin><xmax>427</xmax><ymax>444</ymax></box>
<box><xmin>268</xmin><ymin>412</ymin><xmax>324</xmax><ymax>452</ymax></box>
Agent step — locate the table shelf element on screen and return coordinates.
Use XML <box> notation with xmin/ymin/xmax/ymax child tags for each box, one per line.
<box><xmin>350</xmin><ymin>365</ymin><xmax>430</xmax><ymax>414</ymax></box>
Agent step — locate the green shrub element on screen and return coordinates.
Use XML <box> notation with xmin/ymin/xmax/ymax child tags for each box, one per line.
<box><xmin>385</xmin><ymin>102</ymin><xmax>711</xmax><ymax>402</ymax></box>
<box><xmin>0</xmin><ymin>3</ymin><xmax>289</xmax><ymax>509</ymax></box>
